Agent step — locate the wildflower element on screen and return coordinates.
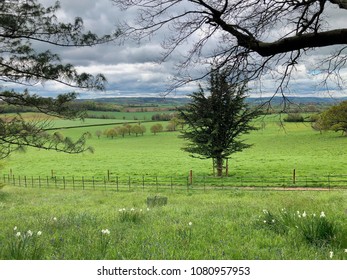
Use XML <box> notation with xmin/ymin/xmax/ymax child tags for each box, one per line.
<box><xmin>298</xmin><ymin>214</ymin><xmax>301</xmax><ymax>218</ymax></box>
<box><xmin>13</xmin><ymin>226</ymin><xmax>17</xmax><ymax>231</ymax></box>
<box><xmin>27</xmin><ymin>230</ymin><xmax>33</xmax><ymax>237</ymax></box>
<box><xmin>16</xmin><ymin>232</ymin><xmax>21</xmax><ymax>237</ymax></box>
<box><xmin>37</xmin><ymin>231</ymin><xmax>42</xmax><ymax>236</ymax></box>
<box><xmin>344</xmin><ymin>249</ymin><xmax>347</xmax><ymax>253</ymax></box>
<box><xmin>320</xmin><ymin>211</ymin><xmax>326</xmax><ymax>218</ymax></box>
<box><xmin>263</xmin><ymin>209</ymin><xmax>268</xmax><ymax>214</ymax></box>
<box><xmin>118</xmin><ymin>209</ymin><xmax>123</xmax><ymax>212</ymax></box>
<box><xmin>140</xmin><ymin>209</ymin><xmax>143</xmax><ymax>212</ymax></box>
<box><xmin>130</xmin><ymin>208</ymin><xmax>135</xmax><ymax>211</ymax></box>
<box><xmin>296</xmin><ymin>211</ymin><xmax>300</xmax><ymax>215</ymax></box>
<box><xmin>188</xmin><ymin>222</ymin><xmax>192</xmax><ymax>226</ymax></box>
<box><xmin>264</xmin><ymin>220</ymin><xmax>267</xmax><ymax>223</ymax></box>
<box><xmin>101</xmin><ymin>229</ymin><xmax>110</xmax><ymax>235</ymax></box>
<box><xmin>53</xmin><ymin>217</ymin><xmax>57</xmax><ymax>221</ymax></box>
<box><xmin>147</xmin><ymin>208</ymin><xmax>150</xmax><ymax>211</ymax></box>
<box><xmin>313</xmin><ymin>213</ymin><xmax>316</xmax><ymax>217</ymax></box>
<box><xmin>272</xmin><ymin>219</ymin><xmax>275</xmax><ymax>223</ymax></box>
<box><xmin>302</xmin><ymin>211</ymin><xmax>307</xmax><ymax>218</ymax></box>
<box><xmin>329</xmin><ymin>251</ymin><xmax>334</xmax><ymax>259</ymax></box>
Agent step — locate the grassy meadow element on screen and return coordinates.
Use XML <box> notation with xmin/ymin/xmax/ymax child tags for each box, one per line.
<box><xmin>3</xmin><ymin>113</ymin><xmax>347</xmax><ymax>179</ymax></box>
<box><xmin>0</xmin><ymin>111</ymin><xmax>347</xmax><ymax>260</ymax></box>
<box><xmin>0</xmin><ymin>187</ymin><xmax>346</xmax><ymax>260</ymax></box>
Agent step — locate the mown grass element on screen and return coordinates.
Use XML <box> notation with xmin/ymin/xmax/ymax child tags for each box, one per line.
<box><xmin>3</xmin><ymin>114</ymin><xmax>347</xmax><ymax>179</ymax></box>
<box><xmin>0</xmin><ymin>186</ymin><xmax>346</xmax><ymax>260</ymax></box>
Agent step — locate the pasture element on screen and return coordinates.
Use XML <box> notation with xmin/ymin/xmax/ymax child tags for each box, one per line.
<box><xmin>3</xmin><ymin>113</ymin><xmax>347</xmax><ymax>179</ymax></box>
<box><xmin>0</xmin><ymin>111</ymin><xmax>347</xmax><ymax>260</ymax></box>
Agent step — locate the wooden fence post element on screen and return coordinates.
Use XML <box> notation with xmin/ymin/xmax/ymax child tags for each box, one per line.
<box><xmin>189</xmin><ymin>170</ymin><xmax>193</xmax><ymax>185</ymax></box>
<box><xmin>293</xmin><ymin>169</ymin><xmax>296</xmax><ymax>185</ymax></box>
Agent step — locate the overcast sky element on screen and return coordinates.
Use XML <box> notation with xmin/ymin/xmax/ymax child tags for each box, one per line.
<box><xmin>4</xmin><ymin>0</ymin><xmax>347</xmax><ymax>99</ymax></box>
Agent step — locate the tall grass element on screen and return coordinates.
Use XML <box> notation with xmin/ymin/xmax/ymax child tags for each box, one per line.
<box><xmin>0</xmin><ymin>186</ymin><xmax>346</xmax><ymax>260</ymax></box>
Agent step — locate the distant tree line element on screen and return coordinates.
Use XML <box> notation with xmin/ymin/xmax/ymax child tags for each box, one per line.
<box><xmin>151</xmin><ymin>113</ymin><xmax>178</xmax><ymax>121</ymax></box>
<box><xmin>95</xmin><ymin>119</ymin><xmax>183</xmax><ymax>140</ymax></box>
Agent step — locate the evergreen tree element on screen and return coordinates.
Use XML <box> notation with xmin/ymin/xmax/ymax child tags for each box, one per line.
<box><xmin>0</xmin><ymin>0</ymin><xmax>117</xmax><ymax>158</ymax></box>
<box><xmin>180</xmin><ymin>69</ymin><xmax>258</xmax><ymax>176</ymax></box>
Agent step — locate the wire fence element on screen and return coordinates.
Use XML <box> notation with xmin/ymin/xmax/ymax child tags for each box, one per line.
<box><xmin>2</xmin><ymin>172</ymin><xmax>347</xmax><ymax>192</ymax></box>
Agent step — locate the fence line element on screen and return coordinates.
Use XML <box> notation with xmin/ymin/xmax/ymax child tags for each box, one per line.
<box><xmin>2</xmin><ymin>172</ymin><xmax>347</xmax><ymax>192</ymax></box>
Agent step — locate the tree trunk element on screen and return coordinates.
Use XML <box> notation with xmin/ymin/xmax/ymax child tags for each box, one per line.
<box><xmin>216</xmin><ymin>157</ymin><xmax>223</xmax><ymax>177</ymax></box>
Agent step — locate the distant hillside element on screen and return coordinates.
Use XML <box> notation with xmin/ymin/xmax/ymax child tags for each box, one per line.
<box><xmin>87</xmin><ymin>97</ymin><xmax>190</xmax><ymax>107</ymax></box>
<box><xmin>77</xmin><ymin>96</ymin><xmax>347</xmax><ymax>107</ymax></box>
<box><xmin>247</xmin><ymin>96</ymin><xmax>347</xmax><ymax>105</ymax></box>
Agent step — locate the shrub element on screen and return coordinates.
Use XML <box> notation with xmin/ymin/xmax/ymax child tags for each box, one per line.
<box><xmin>284</xmin><ymin>113</ymin><xmax>304</xmax><ymax>122</ymax></box>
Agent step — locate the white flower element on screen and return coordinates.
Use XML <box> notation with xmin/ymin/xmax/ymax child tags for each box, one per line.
<box><xmin>188</xmin><ymin>222</ymin><xmax>192</xmax><ymax>226</ymax></box>
<box><xmin>37</xmin><ymin>231</ymin><xmax>42</xmax><ymax>236</ymax></box>
<box><xmin>13</xmin><ymin>226</ymin><xmax>17</xmax><ymax>231</ymax></box>
<box><xmin>140</xmin><ymin>209</ymin><xmax>143</xmax><ymax>212</ymax></box>
<box><xmin>298</xmin><ymin>214</ymin><xmax>301</xmax><ymax>218</ymax></box>
<box><xmin>344</xmin><ymin>249</ymin><xmax>347</xmax><ymax>253</ymax></box>
<box><xmin>263</xmin><ymin>209</ymin><xmax>268</xmax><ymax>214</ymax></box>
<box><xmin>16</xmin><ymin>232</ymin><xmax>21</xmax><ymax>237</ymax></box>
<box><xmin>118</xmin><ymin>209</ymin><xmax>123</xmax><ymax>212</ymax></box>
<box><xmin>264</xmin><ymin>220</ymin><xmax>267</xmax><ymax>223</ymax></box>
<box><xmin>313</xmin><ymin>213</ymin><xmax>316</xmax><ymax>217</ymax></box>
<box><xmin>53</xmin><ymin>217</ymin><xmax>57</xmax><ymax>221</ymax></box>
<box><xmin>272</xmin><ymin>219</ymin><xmax>275</xmax><ymax>223</ymax></box>
<box><xmin>101</xmin><ymin>229</ymin><xmax>110</xmax><ymax>235</ymax></box>
<box><xmin>329</xmin><ymin>251</ymin><xmax>334</xmax><ymax>259</ymax></box>
<box><xmin>296</xmin><ymin>211</ymin><xmax>300</xmax><ymax>215</ymax></box>
<box><xmin>27</xmin><ymin>230</ymin><xmax>33</xmax><ymax>237</ymax></box>
<box><xmin>130</xmin><ymin>208</ymin><xmax>135</xmax><ymax>211</ymax></box>
<box><xmin>147</xmin><ymin>208</ymin><xmax>150</xmax><ymax>211</ymax></box>
<box><xmin>302</xmin><ymin>211</ymin><xmax>307</xmax><ymax>218</ymax></box>
<box><xmin>320</xmin><ymin>211</ymin><xmax>326</xmax><ymax>218</ymax></box>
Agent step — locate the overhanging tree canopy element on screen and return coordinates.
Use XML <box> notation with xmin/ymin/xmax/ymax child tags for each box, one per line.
<box><xmin>113</xmin><ymin>0</ymin><xmax>347</xmax><ymax>93</ymax></box>
<box><xmin>0</xmin><ymin>0</ymin><xmax>118</xmax><ymax>159</ymax></box>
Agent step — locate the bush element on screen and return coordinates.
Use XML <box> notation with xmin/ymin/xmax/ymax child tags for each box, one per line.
<box><xmin>284</xmin><ymin>113</ymin><xmax>304</xmax><ymax>122</ymax></box>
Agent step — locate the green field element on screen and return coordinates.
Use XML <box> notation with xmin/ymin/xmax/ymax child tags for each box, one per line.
<box><xmin>3</xmin><ymin>114</ymin><xmax>347</xmax><ymax>180</ymax></box>
<box><xmin>1</xmin><ymin>112</ymin><xmax>347</xmax><ymax>260</ymax></box>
